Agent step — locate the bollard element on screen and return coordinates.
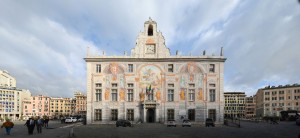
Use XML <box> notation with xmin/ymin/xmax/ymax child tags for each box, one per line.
<box><xmin>69</xmin><ymin>128</ymin><xmax>74</xmax><ymax>138</ymax></box>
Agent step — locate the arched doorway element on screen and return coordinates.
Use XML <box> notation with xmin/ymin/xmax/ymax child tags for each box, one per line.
<box><xmin>146</xmin><ymin>109</ymin><xmax>155</xmax><ymax>123</ymax></box>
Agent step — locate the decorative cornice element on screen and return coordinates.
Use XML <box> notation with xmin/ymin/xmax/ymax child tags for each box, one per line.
<box><xmin>84</xmin><ymin>57</ymin><xmax>227</xmax><ymax>62</ymax></box>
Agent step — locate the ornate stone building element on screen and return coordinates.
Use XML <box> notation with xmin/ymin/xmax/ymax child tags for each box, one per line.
<box><xmin>85</xmin><ymin>18</ymin><xmax>226</xmax><ymax>124</ymax></box>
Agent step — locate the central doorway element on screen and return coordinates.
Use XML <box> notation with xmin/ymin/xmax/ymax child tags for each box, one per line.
<box><xmin>146</xmin><ymin>108</ymin><xmax>155</xmax><ymax>123</ymax></box>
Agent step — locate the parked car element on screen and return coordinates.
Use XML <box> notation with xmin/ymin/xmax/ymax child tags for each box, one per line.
<box><xmin>77</xmin><ymin>118</ymin><xmax>84</xmax><ymax>122</ymax></box>
<box><xmin>65</xmin><ymin>117</ymin><xmax>77</xmax><ymax>123</ymax></box>
<box><xmin>116</xmin><ymin>119</ymin><xmax>132</xmax><ymax>127</ymax></box>
<box><xmin>205</xmin><ymin>118</ymin><xmax>215</xmax><ymax>127</ymax></box>
<box><xmin>296</xmin><ymin>118</ymin><xmax>300</xmax><ymax>126</ymax></box>
<box><xmin>182</xmin><ymin>119</ymin><xmax>191</xmax><ymax>127</ymax></box>
<box><xmin>167</xmin><ymin>120</ymin><xmax>177</xmax><ymax>127</ymax></box>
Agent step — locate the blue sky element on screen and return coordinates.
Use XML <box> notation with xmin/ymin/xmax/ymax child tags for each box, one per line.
<box><xmin>0</xmin><ymin>0</ymin><xmax>299</xmax><ymax>97</ymax></box>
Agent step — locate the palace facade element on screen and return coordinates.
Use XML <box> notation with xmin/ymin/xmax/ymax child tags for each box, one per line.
<box><xmin>85</xmin><ymin>18</ymin><xmax>226</xmax><ymax>124</ymax></box>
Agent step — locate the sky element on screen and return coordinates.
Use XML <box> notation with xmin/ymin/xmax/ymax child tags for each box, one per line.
<box><xmin>0</xmin><ymin>0</ymin><xmax>300</xmax><ymax>98</ymax></box>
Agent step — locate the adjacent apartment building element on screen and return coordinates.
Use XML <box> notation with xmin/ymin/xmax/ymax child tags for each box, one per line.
<box><xmin>0</xmin><ymin>70</ymin><xmax>31</xmax><ymax>120</ymax></box>
<box><xmin>22</xmin><ymin>95</ymin><xmax>50</xmax><ymax>120</ymax></box>
<box><xmin>256</xmin><ymin>84</ymin><xmax>300</xmax><ymax>117</ymax></box>
<box><xmin>224</xmin><ymin>92</ymin><xmax>246</xmax><ymax>118</ymax></box>
<box><xmin>85</xmin><ymin>18</ymin><xmax>226</xmax><ymax>124</ymax></box>
<box><xmin>75</xmin><ymin>92</ymin><xmax>87</xmax><ymax>116</ymax></box>
<box><xmin>245</xmin><ymin>96</ymin><xmax>256</xmax><ymax>118</ymax></box>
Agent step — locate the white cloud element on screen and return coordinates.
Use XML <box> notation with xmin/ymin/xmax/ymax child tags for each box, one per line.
<box><xmin>0</xmin><ymin>0</ymin><xmax>299</xmax><ymax>97</ymax></box>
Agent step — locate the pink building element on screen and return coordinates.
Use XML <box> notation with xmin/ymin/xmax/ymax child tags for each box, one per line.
<box><xmin>22</xmin><ymin>95</ymin><xmax>50</xmax><ymax>119</ymax></box>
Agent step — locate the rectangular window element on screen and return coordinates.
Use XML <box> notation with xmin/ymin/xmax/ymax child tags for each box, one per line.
<box><xmin>168</xmin><ymin>64</ymin><xmax>174</xmax><ymax>72</ymax></box>
<box><xmin>127</xmin><ymin>109</ymin><xmax>134</xmax><ymax>121</ymax></box>
<box><xmin>188</xmin><ymin>89</ymin><xmax>195</xmax><ymax>101</ymax></box>
<box><xmin>209</xmin><ymin>64</ymin><xmax>215</xmax><ymax>73</ymax></box>
<box><xmin>127</xmin><ymin>89</ymin><xmax>134</xmax><ymax>102</ymax></box>
<box><xmin>209</xmin><ymin>89</ymin><xmax>216</xmax><ymax>102</ymax></box>
<box><xmin>168</xmin><ymin>84</ymin><xmax>174</xmax><ymax>87</ymax></box>
<box><xmin>128</xmin><ymin>64</ymin><xmax>133</xmax><ymax>72</ymax></box>
<box><xmin>95</xmin><ymin>109</ymin><xmax>102</xmax><ymax>121</ymax></box>
<box><xmin>208</xmin><ymin>109</ymin><xmax>216</xmax><ymax>121</ymax></box>
<box><xmin>95</xmin><ymin>89</ymin><xmax>102</xmax><ymax>101</ymax></box>
<box><xmin>96</xmin><ymin>64</ymin><xmax>101</xmax><ymax>73</ymax></box>
<box><xmin>209</xmin><ymin>84</ymin><xmax>216</xmax><ymax>87</ymax></box>
<box><xmin>111</xmin><ymin>109</ymin><xmax>118</xmax><ymax>121</ymax></box>
<box><xmin>265</xmin><ymin>92</ymin><xmax>270</xmax><ymax>95</ymax></box>
<box><xmin>112</xmin><ymin>89</ymin><xmax>118</xmax><ymax>101</ymax></box>
<box><xmin>127</xmin><ymin>83</ymin><xmax>134</xmax><ymax>88</ymax></box>
<box><xmin>112</xmin><ymin>83</ymin><xmax>118</xmax><ymax>87</ymax></box>
<box><xmin>167</xmin><ymin>109</ymin><xmax>174</xmax><ymax>120</ymax></box>
<box><xmin>96</xmin><ymin>83</ymin><xmax>102</xmax><ymax>88</ymax></box>
<box><xmin>168</xmin><ymin>89</ymin><xmax>174</xmax><ymax>102</ymax></box>
<box><xmin>188</xmin><ymin>109</ymin><xmax>195</xmax><ymax>121</ymax></box>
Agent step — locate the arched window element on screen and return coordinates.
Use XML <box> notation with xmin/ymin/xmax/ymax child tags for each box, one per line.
<box><xmin>148</xmin><ymin>24</ymin><xmax>153</xmax><ymax>36</ymax></box>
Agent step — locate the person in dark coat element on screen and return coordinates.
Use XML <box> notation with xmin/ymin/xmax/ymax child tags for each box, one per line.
<box><xmin>36</xmin><ymin>117</ymin><xmax>43</xmax><ymax>133</ymax></box>
<box><xmin>24</xmin><ymin>117</ymin><xmax>36</xmax><ymax>135</ymax></box>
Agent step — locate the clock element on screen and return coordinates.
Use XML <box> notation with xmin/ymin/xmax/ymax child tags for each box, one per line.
<box><xmin>146</xmin><ymin>45</ymin><xmax>155</xmax><ymax>53</ymax></box>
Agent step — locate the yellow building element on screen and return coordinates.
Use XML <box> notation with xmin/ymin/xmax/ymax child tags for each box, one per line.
<box><xmin>224</xmin><ymin>92</ymin><xmax>246</xmax><ymax>118</ymax></box>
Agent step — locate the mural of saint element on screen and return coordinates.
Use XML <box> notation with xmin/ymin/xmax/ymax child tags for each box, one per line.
<box><xmin>120</xmin><ymin>76</ymin><xmax>125</xmax><ymax>88</ymax></box>
<box><xmin>119</xmin><ymin>88</ymin><xmax>125</xmax><ymax>101</ymax></box>
<box><xmin>198</xmin><ymin>74</ymin><xmax>203</xmax><ymax>88</ymax></box>
<box><xmin>110</xmin><ymin>63</ymin><xmax>118</xmax><ymax>81</ymax></box>
<box><xmin>180</xmin><ymin>89</ymin><xmax>185</xmax><ymax>100</ymax></box>
<box><xmin>188</xmin><ymin>63</ymin><xmax>195</xmax><ymax>82</ymax></box>
<box><xmin>180</xmin><ymin>75</ymin><xmax>186</xmax><ymax>88</ymax></box>
<box><xmin>139</xmin><ymin>90</ymin><xmax>145</xmax><ymax>101</ymax></box>
<box><xmin>156</xmin><ymin>89</ymin><xmax>161</xmax><ymax>100</ymax></box>
<box><xmin>198</xmin><ymin>88</ymin><xmax>203</xmax><ymax>100</ymax></box>
<box><xmin>105</xmin><ymin>76</ymin><xmax>110</xmax><ymax>87</ymax></box>
<box><xmin>139</xmin><ymin>65</ymin><xmax>161</xmax><ymax>88</ymax></box>
<box><xmin>105</xmin><ymin>89</ymin><xmax>110</xmax><ymax>100</ymax></box>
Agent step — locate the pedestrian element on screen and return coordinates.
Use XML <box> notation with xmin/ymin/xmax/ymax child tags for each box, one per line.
<box><xmin>25</xmin><ymin>117</ymin><xmax>36</xmax><ymax>135</ymax></box>
<box><xmin>1</xmin><ymin>119</ymin><xmax>14</xmax><ymax>135</ymax></box>
<box><xmin>36</xmin><ymin>117</ymin><xmax>43</xmax><ymax>133</ymax></box>
<box><xmin>44</xmin><ymin>117</ymin><xmax>49</xmax><ymax>128</ymax></box>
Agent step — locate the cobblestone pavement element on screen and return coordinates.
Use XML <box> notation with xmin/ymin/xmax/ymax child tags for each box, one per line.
<box><xmin>0</xmin><ymin>120</ymin><xmax>80</xmax><ymax>138</ymax></box>
<box><xmin>1</xmin><ymin>120</ymin><xmax>299</xmax><ymax>138</ymax></box>
<box><xmin>73</xmin><ymin>121</ymin><xmax>300</xmax><ymax>138</ymax></box>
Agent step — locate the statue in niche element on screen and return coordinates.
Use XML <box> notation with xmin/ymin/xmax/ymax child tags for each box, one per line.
<box><xmin>105</xmin><ymin>88</ymin><xmax>110</xmax><ymax>100</ymax></box>
<box><xmin>198</xmin><ymin>88</ymin><xmax>203</xmax><ymax>100</ymax></box>
<box><xmin>139</xmin><ymin>90</ymin><xmax>145</xmax><ymax>102</ymax></box>
<box><xmin>156</xmin><ymin>88</ymin><xmax>161</xmax><ymax>100</ymax></box>
<box><xmin>119</xmin><ymin>88</ymin><xmax>125</xmax><ymax>101</ymax></box>
<box><xmin>180</xmin><ymin>89</ymin><xmax>185</xmax><ymax>100</ymax></box>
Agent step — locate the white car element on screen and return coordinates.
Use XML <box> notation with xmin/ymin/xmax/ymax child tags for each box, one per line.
<box><xmin>182</xmin><ymin>119</ymin><xmax>192</xmax><ymax>127</ymax></box>
<box><xmin>167</xmin><ymin>120</ymin><xmax>177</xmax><ymax>127</ymax></box>
<box><xmin>65</xmin><ymin>117</ymin><xmax>77</xmax><ymax>123</ymax></box>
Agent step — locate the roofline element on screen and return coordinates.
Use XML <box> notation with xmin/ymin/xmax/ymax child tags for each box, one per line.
<box><xmin>84</xmin><ymin>57</ymin><xmax>227</xmax><ymax>62</ymax></box>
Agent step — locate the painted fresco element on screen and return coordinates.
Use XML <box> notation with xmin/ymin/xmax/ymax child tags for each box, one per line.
<box><xmin>109</xmin><ymin>63</ymin><xmax>118</xmax><ymax>81</ymax></box>
<box><xmin>139</xmin><ymin>65</ymin><xmax>162</xmax><ymax>88</ymax></box>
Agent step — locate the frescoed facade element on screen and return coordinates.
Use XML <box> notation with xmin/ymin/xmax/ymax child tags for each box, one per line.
<box><xmin>85</xmin><ymin>18</ymin><xmax>226</xmax><ymax>124</ymax></box>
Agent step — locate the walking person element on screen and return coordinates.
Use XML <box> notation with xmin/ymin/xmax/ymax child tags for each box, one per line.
<box><xmin>44</xmin><ymin>117</ymin><xmax>49</xmax><ymax>128</ymax></box>
<box><xmin>1</xmin><ymin>119</ymin><xmax>14</xmax><ymax>135</ymax></box>
<box><xmin>36</xmin><ymin>117</ymin><xmax>43</xmax><ymax>133</ymax></box>
<box><xmin>25</xmin><ymin>117</ymin><xmax>36</xmax><ymax>135</ymax></box>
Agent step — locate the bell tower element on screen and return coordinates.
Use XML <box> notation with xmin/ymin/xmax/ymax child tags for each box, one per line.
<box><xmin>131</xmin><ymin>17</ymin><xmax>170</xmax><ymax>58</ymax></box>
